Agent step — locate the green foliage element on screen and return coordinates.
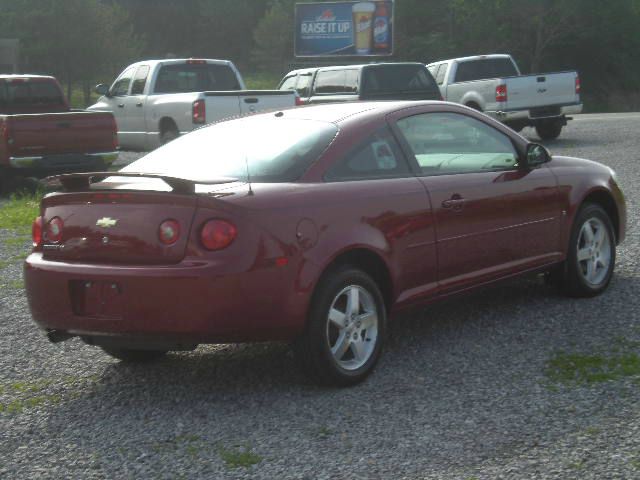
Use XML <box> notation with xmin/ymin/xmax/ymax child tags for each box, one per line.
<box><xmin>545</xmin><ymin>351</ymin><xmax>640</xmax><ymax>384</ymax></box>
<box><xmin>217</xmin><ymin>445</ymin><xmax>263</xmax><ymax>469</ymax></box>
<box><xmin>0</xmin><ymin>193</ymin><xmax>41</xmax><ymax>230</ymax></box>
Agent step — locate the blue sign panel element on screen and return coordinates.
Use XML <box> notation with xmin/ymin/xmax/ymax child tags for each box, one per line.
<box><xmin>295</xmin><ymin>1</ymin><xmax>394</xmax><ymax>57</ymax></box>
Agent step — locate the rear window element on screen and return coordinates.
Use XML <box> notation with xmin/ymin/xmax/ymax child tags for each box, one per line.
<box><xmin>0</xmin><ymin>80</ymin><xmax>65</xmax><ymax>108</ymax></box>
<box><xmin>154</xmin><ymin>63</ymin><xmax>241</xmax><ymax>94</ymax></box>
<box><xmin>124</xmin><ymin>117</ymin><xmax>338</xmax><ymax>183</ymax></box>
<box><xmin>454</xmin><ymin>58</ymin><xmax>518</xmax><ymax>83</ymax></box>
<box><xmin>314</xmin><ymin>69</ymin><xmax>358</xmax><ymax>94</ymax></box>
<box><xmin>360</xmin><ymin>64</ymin><xmax>438</xmax><ymax>95</ymax></box>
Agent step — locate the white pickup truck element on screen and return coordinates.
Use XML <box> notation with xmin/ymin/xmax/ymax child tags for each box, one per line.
<box><xmin>426</xmin><ymin>54</ymin><xmax>582</xmax><ymax>140</ymax></box>
<box><xmin>88</xmin><ymin>59</ymin><xmax>298</xmax><ymax>151</ymax></box>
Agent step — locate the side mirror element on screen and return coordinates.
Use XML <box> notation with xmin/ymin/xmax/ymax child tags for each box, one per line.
<box><xmin>526</xmin><ymin>143</ymin><xmax>551</xmax><ymax>167</ymax></box>
<box><xmin>94</xmin><ymin>83</ymin><xmax>110</xmax><ymax>97</ymax></box>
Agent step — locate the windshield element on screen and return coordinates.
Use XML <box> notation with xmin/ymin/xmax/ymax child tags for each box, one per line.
<box><xmin>123</xmin><ymin>116</ymin><xmax>338</xmax><ymax>183</ymax></box>
<box><xmin>361</xmin><ymin>65</ymin><xmax>438</xmax><ymax>95</ymax></box>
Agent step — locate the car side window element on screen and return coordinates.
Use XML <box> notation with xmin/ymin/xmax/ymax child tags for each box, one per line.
<box><xmin>110</xmin><ymin>67</ymin><xmax>135</xmax><ymax>96</ymax></box>
<box><xmin>325</xmin><ymin>127</ymin><xmax>411</xmax><ymax>181</ymax></box>
<box><xmin>396</xmin><ymin>112</ymin><xmax>519</xmax><ymax>175</ymax></box>
<box><xmin>131</xmin><ymin>65</ymin><xmax>150</xmax><ymax>95</ymax></box>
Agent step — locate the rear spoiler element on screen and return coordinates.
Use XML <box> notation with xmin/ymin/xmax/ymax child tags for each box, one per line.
<box><xmin>44</xmin><ymin>172</ymin><xmax>237</xmax><ymax>195</ymax></box>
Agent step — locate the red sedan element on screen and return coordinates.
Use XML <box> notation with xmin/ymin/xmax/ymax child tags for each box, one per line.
<box><xmin>25</xmin><ymin>101</ymin><xmax>626</xmax><ymax>386</ymax></box>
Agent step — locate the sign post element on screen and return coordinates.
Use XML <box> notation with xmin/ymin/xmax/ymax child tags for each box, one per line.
<box><xmin>295</xmin><ymin>1</ymin><xmax>394</xmax><ymax>58</ymax></box>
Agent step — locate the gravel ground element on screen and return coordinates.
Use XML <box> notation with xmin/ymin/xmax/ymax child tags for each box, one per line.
<box><xmin>1</xmin><ymin>113</ymin><xmax>639</xmax><ymax>479</ymax></box>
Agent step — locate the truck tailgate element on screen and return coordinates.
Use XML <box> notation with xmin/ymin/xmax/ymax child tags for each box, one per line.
<box><xmin>505</xmin><ymin>72</ymin><xmax>579</xmax><ymax>111</ymax></box>
<box><xmin>204</xmin><ymin>90</ymin><xmax>296</xmax><ymax>117</ymax></box>
<box><xmin>7</xmin><ymin>111</ymin><xmax>116</xmax><ymax>158</ymax></box>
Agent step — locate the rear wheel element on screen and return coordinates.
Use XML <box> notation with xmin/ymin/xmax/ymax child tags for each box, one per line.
<box><xmin>101</xmin><ymin>347</ymin><xmax>168</xmax><ymax>363</ymax></box>
<box><xmin>535</xmin><ymin>119</ymin><xmax>563</xmax><ymax>140</ymax></box>
<box><xmin>294</xmin><ymin>266</ymin><xmax>387</xmax><ymax>386</ymax></box>
<box><xmin>159</xmin><ymin>122</ymin><xmax>179</xmax><ymax>145</ymax></box>
<box><xmin>559</xmin><ymin>203</ymin><xmax>616</xmax><ymax>297</ymax></box>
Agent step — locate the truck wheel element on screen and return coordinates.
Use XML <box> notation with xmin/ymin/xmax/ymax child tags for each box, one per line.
<box><xmin>535</xmin><ymin>120</ymin><xmax>563</xmax><ymax>140</ymax></box>
<box><xmin>101</xmin><ymin>347</ymin><xmax>168</xmax><ymax>363</ymax></box>
<box><xmin>466</xmin><ymin>102</ymin><xmax>482</xmax><ymax>112</ymax></box>
<box><xmin>293</xmin><ymin>266</ymin><xmax>387</xmax><ymax>387</ymax></box>
<box><xmin>160</xmin><ymin>123</ymin><xmax>179</xmax><ymax>145</ymax></box>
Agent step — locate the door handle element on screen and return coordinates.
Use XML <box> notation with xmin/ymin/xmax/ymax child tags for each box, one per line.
<box><xmin>244</xmin><ymin>98</ymin><xmax>259</xmax><ymax>104</ymax></box>
<box><xmin>117</xmin><ymin>103</ymin><xmax>125</xmax><ymax>108</ymax></box>
<box><xmin>136</xmin><ymin>102</ymin><xmax>143</xmax><ymax>107</ymax></box>
<box><xmin>442</xmin><ymin>194</ymin><xmax>465</xmax><ymax>210</ymax></box>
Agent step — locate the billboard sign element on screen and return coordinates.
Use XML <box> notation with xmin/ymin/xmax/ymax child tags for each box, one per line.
<box><xmin>295</xmin><ymin>1</ymin><xmax>394</xmax><ymax>57</ymax></box>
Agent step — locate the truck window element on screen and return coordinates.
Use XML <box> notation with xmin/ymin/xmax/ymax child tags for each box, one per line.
<box><xmin>454</xmin><ymin>58</ymin><xmax>518</xmax><ymax>83</ymax></box>
<box><xmin>131</xmin><ymin>65</ymin><xmax>150</xmax><ymax>95</ymax></box>
<box><xmin>296</xmin><ymin>73</ymin><xmax>313</xmax><ymax>97</ymax></box>
<box><xmin>314</xmin><ymin>70</ymin><xmax>354</xmax><ymax>94</ymax></box>
<box><xmin>435</xmin><ymin>63</ymin><xmax>448</xmax><ymax>85</ymax></box>
<box><xmin>111</xmin><ymin>67</ymin><xmax>135</xmax><ymax>96</ymax></box>
<box><xmin>154</xmin><ymin>63</ymin><xmax>241</xmax><ymax>94</ymax></box>
<box><xmin>0</xmin><ymin>80</ymin><xmax>65</xmax><ymax>108</ymax></box>
<box><xmin>279</xmin><ymin>75</ymin><xmax>297</xmax><ymax>91</ymax></box>
<box><xmin>360</xmin><ymin>64</ymin><xmax>438</xmax><ymax>95</ymax></box>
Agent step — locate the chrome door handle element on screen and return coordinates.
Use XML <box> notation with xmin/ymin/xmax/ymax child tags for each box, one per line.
<box><xmin>136</xmin><ymin>102</ymin><xmax>143</xmax><ymax>107</ymax></box>
<box><xmin>442</xmin><ymin>195</ymin><xmax>465</xmax><ymax>210</ymax></box>
<box><xmin>117</xmin><ymin>104</ymin><xmax>125</xmax><ymax>108</ymax></box>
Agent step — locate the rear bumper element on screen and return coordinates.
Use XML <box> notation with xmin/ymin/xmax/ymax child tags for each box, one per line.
<box><xmin>7</xmin><ymin>151</ymin><xmax>119</xmax><ymax>177</ymax></box>
<box><xmin>24</xmin><ymin>253</ymin><xmax>312</xmax><ymax>345</ymax></box>
<box><xmin>488</xmin><ymin>103</ymin><xmax>583</xmax><ymax>123</ymax></box>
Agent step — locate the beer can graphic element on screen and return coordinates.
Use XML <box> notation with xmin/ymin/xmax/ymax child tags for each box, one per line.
<box><xmin>352</xmin><ymin>2</ymin><xmax>376</xmax><ymax>55</ymax></box>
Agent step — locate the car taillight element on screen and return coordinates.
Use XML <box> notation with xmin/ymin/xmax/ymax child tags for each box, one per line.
<box><xmin>158</xmin><ymin>219</ymin><xmax>180</xmax><ymax>245</ymax></box>
<box><xmin>45</xmin><ymin>217</ymin><xmax>64</xmax><ymax>243</ymax></box>
<box><xmin>295</xmin><ymin>95</ymin><xmax>305</xmax><ymax>106</ymax></box>
<box><xmin>192</xmin><ymin>99</ymin><xmax>206</xmax><ymax>124</ymax></box>
<box><xmin>496</xmin><ymin>84</ymin><xmax>507</xmax><ymax>102</ymax></box>
<box><xmin>32</xmin><ymin>216</ymin><xmax>43</xmax><ymax>248</ymax></box>
<box><xmin>575</xmin><ymin>76</ymin><xmax>581</xmax><ymax>95</ymax></box>
<box><xmin>200</xmin><ymin>219</ymin><xmax>237</xmax><ymax>251</ymax></box>
<box><xmin>186</xmin><ymin>59</ymin><xmax>207</xmax><ymax>65</ymax></box>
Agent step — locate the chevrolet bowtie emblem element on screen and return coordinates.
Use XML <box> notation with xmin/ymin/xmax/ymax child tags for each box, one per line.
<box><xmin>96</xmin><ymin>217</ymin><xmax>118</xmax><ymax>228</ymax></box>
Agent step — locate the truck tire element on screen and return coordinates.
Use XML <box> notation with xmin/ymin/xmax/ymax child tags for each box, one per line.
<box><xmin>535</xmin><ymin>120</ymin><xmax>563</xmax><ymax>140</ymax></box>
<box><xmin>160</xmin><ymin>121</ymin><xmax>179</xmax><ymax>145</ymax></box>
<box><xmin>466</xmin><ymin>102</ymin><xmax>482</xmax><ymax>112</ymax></box>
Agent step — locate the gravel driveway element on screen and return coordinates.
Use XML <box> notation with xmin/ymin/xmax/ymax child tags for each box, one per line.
<box><xmin>1</xmin><ymin>114</ymin><xmax>639</xmax><ymax>479</ymax></box>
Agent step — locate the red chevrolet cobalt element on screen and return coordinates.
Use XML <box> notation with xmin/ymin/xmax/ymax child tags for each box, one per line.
<box><xmin>25</xmin><ymin>102</ymin><xmax>626</xmax><ymax>386</ymax></box>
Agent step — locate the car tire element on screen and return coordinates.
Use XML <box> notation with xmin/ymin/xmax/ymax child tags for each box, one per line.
<box><xmin>535</xmin><ymin>120</ymin><xmax>563</xmax><ymax>140</ymax></box>
<box><xmin>160</xmin><ymin>123</ymin><xmax>179</xmax><ymax>145</ymax></box>
<box><xmin>101</xmin><ymin>347</ymin><xmax>168</xmax><ymax>363</ymax></box>
<box><xmin>294</xmin><ymin>266</ymin><xmax>387</xmax><ymax>387</ymax></box>
<box><xmin>560</xmin><ymin>203</ymin><xmax>616</xmax><ymax>297</ymax></box>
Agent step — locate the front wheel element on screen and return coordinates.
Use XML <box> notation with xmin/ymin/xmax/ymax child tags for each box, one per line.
<box><xmin>101</xmin><ymin>347</ymin><xmax>168</xmax><ymax>363</ymax></box>
<box><xmin>294</xmin><ymin>267</ymin><xmax>387</xmax><ymax>386</ymax></box>
<box><xmin>560</xmin><ymin>203</ymin><xmax>616</xmax><ymax>297</ymax></box>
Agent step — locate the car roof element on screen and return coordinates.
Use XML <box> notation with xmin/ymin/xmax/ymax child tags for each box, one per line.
<box><xmin>0</xmin><ymin>74</ymin><xmax>56</xmax><ymax>81</ymax></box>
<box><xmin>265</xmin><ymin>101</ymin><xmax>443</xmax><ymax>124</ymax></box>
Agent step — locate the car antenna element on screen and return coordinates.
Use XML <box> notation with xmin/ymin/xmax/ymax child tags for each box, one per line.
<box><xmin>245</xmin><ymin>154</ymin><xmax>254</xmax><ymax>196</ymax></box>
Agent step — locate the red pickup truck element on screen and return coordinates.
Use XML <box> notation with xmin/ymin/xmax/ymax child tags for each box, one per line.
<box><xmin>0</xmin><ymin>75</ymin><xmax>119</xmax><ymax>191</ymax></box>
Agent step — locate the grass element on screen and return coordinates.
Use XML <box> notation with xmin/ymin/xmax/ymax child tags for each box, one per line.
<box><xmin>217</xmin><ymin>445</ymin><xmax>263</xmax><ymax>469</ymax></box>
<box><xmin>545</xmin><ymin>350</ymin><xmax>640</xmax><ymax>385</ymax></box>
<box><xmin>0</xmin><ymin>192</ymin><xmax>41</xmax><ymax>230</ymax></box>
